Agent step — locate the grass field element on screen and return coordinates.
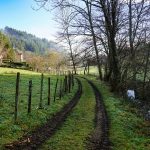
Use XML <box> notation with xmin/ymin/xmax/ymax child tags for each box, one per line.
<box><xmin>76</xmin><ymin>66</ymin><xmax>99</xmax><ymax>75</ymax></box>
<box><xmin>41</xmin><ymin>78</ymin><xmax>95</xmax><ymax>150</ymax></box>
<box><xmin>87</xmin><ymin>76</ymin><xmax>150</xmax><ymax>150</ymax></box>
<box><xmin>0</xmin><ymin>67</ymin><xmax>149</xmax><ymax>149</ymax></box>
<box><xmin>0</xmin><ymin>68</ymin><xmax>78</xmax><ymax>148</ymax></box>
<box><xmin>0</xmin><ymin>67</ymin><xmax>40</xmax><ymax>75</ymax></box>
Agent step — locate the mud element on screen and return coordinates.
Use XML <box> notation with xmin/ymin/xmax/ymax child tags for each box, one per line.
<box><xmin>86</xmin><ymin>79</ymin><xmax>110</xmax><ymax>150</ymax></box>
<box><xmin>5</xmin><ymin>78</ymin><xmax>82</xmax><ymax>150</ymax></box>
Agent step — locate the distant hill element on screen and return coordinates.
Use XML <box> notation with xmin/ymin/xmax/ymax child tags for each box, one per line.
<box><xmin>3</xmin><ymin>27</ymin><xmax>61</xmax><ymax>54</ymax></box>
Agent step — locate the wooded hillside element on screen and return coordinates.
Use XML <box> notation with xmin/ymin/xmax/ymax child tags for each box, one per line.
<box><xmin>3</xmin><ymin>27</ymin><xmax>61</xmax><ymax>54</ymax></box>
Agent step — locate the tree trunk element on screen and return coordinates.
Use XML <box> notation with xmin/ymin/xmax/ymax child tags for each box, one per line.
<box><xmin>109</xmin><ymin>37</ymin><xmax>121</xmax><ymax>91</ymax></box>
<box><xmin>84</xmin><ymin>63</ymin><xmax>87</xmax><ymax>75</ymax></box>
<box><xmin>129</xmin><ymin>0</ymin><xmax>136</xmax><ymax>85</ymax></box>
<box><xmin>87</xmin><ymin>61</ymin><xmax>90</xmax><ymax>75</ymax></box>
<box><xmin>142</xmin><ymin>47</ymin><xmax>150</xmax><ymax>100</ymax></box>
<box><xmin>67</xmin><ymin>30</ymin><xmax>77</xmax><ymax>75</ymax></box>
<box><xmin>86</xmin><ymin>1</ymin><xmax>103</xmax><ymax>80</ymax></box>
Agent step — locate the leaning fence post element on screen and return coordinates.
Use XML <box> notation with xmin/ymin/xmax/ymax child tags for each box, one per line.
<box><xmin>48</xmin><ymin>77</ymin><xmax>51</xmax><ymax>105</ymax></box>
<box><xmin>28</xmin><ymin>80</ymin><xmax>32</xmax><ymax>114</ymax></box>
<box><xmin>39</xmin><ymin>73</ymin><xmax>44</xmax><ymax>109</ymax></box>
<box><xmin>15</xmin><ymin>72</ymin><xmax>20</xmax><ymax>121</ymax></box>
<box><xmin>54</xmin><ymin>78</ymin><xmax>59</xmax><ymax>102</ymax></box>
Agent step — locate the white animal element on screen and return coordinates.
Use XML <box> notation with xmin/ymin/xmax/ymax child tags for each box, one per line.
<box><xmin>127</xmin><ymin>90</ymin><xmax>135</xmax><ymax>100</ymax></box>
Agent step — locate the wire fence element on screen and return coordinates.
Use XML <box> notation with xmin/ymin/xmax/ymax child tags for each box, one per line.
<box><xmin>0</xmin><ymin>72</ymin><xmax>75</xmax><ymax>122</ymax></box>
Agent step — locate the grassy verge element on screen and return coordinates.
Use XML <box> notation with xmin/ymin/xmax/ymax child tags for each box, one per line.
<box><xmin>0</xmin><ymin>67</ymin><xmax>40</xmax><ymax>75</ymax></box>
<box><xmin>40</xmin><ymin>78</ymin><xmax>95</xmax><ymax>150</ymax></box>
<box><xmin>0</xmin><ymin>72</ymin><xmax>78</xmax><ymax>148</ymax></box>
<box><xmin>87</xmin><ymin>76</ymin><xmax>150</xmax><ymax>150</ymax></box>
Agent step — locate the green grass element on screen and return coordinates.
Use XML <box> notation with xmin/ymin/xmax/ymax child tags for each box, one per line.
<box><xmin>0</xmin><ymin>70</ymin><xmax>78</xmax><ymax>149</ymax></box>
<box><xmin>1</xmin><ymin>67</ymin><xmax>149</xmax><ymax>149</ymax></box>
<box><xmin>41</xmin><ymin>78</ymin><xmax>96</xmax><ymax>150</ymax></box>
<box><xmin>87</xmin><ymin>76</ymin><xmax>150</xmax><ymax>150</ymax></box>
<box><xmin>76</xmin><ymin>66</ymin><xmax>99</xmax><ymax>75</ymax></box>
<box><xmin>0</xmin><ymin>67</ymin><xmax>40</xmax><ymax>75</ymax></box>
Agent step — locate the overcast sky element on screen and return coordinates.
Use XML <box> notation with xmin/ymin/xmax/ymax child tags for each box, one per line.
<box><xmin>0</xmin><ymin>0</ymin><xmax>57</xmax><ymax>41</ymax></box>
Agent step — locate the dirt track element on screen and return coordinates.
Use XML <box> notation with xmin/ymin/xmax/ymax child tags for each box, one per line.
<box><xmin>85</xmin><ymin>78</ymin><xmax>110</xmax><ymax>150</ymax></box>
<box><xmin>5</xmin><ymin>78</ymin><xmax>82</xmax><ymax>150</ymax></box>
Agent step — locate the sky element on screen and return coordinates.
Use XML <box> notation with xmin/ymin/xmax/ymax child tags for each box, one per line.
<box><xmin>0</xmin><ymin>0</ymin><xmax>145</xmax><ymax>41</ymax></box>
<box><xmin>0</xmin><ymin>0</ymin><xmax>57</xmax><ymax>41</ymax></box>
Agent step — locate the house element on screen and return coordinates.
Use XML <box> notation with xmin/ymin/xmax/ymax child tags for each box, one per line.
<box><xmin>15</xmin><ymin>50</ymin><xmax>24</xmax><ymax>62</ymax></box>
<box><xmin>0</xmin><ymin>49</ymin><xmax>24</xmax><ymax>65</ymax></box>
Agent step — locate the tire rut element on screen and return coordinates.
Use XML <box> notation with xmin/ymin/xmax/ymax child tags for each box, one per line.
<box><xmin>85</xmin><ymin>78</ymin><xmax>110</xmax><ymax>150</ymax></box>
<box><xmin>5</xmin><ymin>78</ymin><xmax>82</xmax><ymax>150</ymax></box>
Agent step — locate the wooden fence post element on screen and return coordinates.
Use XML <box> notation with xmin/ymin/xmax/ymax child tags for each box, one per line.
<box><xmin>54</xmin><ymin>78</ymin><xmax>58</xmax><ymax>102</ymax></box>
<box><xmin>61</xmin><ymin>78</ymin><xmax>64</xmax><ymax>97</ymax></box>
<box><xmin>59</xmin><ymin>79</ymin><xmax>62</xmax><ymax>100</ymax></box>
<box><xmin>48</xmin><ymin>77</ymin><xmax>51</xmax><ymax>105</ymax></box>
<box><xmin>72</xmin><ymin>74</ymin><xmax>74</xmax><ymax>88</ymax></box>
<box><xmin>39</xmin><ymin>73</ymin><xmax>44</xmax><ymax>109</ymax></box>
<box><xmin>28</xmin><ymin>80</ymin><xmax>32</xmax><ymax>114</ymax></box>
<box><xmin>68</xmin><ymin>74</ymin><xmax>71</xmax><ymax>93</ymax></box>
<box><xmin>15</xmin><ymin>72</ymin><xmax>20</xmax><ymax>121</ymax></box>
<box><xmin>62</xmin><ymin>78</ymin><xmax>65</xmax><ymax>96</ymax></box>
<box><xmin>65</xmin><ymin>75</ymin><xmax>68</xmax><ymax>93</ymax></box>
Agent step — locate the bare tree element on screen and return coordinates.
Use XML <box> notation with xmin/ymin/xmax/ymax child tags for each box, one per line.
<box><xmin>55</xmin><ymin>6</ymin><xmax>79</xmax><ymax>74</ymax></box>
<box><xmin>34</xmin><ymin>0</ymin><xmax>150</xmax><ymax>94</ymax></box>
<box><xmin>127</xmin><ymin>0</ymin><xmax>150</xmax><ymax>83</ymax></box>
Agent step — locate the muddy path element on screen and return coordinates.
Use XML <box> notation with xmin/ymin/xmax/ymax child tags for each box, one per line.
<box><xmin>85</xmin><ymin>78</ymin><xmax>110</xmax><ymax>150</ymax></box>
<box><xmin>5</xmin><ymin>78</ymin><xmax>82</xmax><ymax>150</ymax></box>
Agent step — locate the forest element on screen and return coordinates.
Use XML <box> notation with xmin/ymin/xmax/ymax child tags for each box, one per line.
<box><xmin>3</xmin><ymin>26</ymin><xmax>61</xmax><ymax>54</ymax></box>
